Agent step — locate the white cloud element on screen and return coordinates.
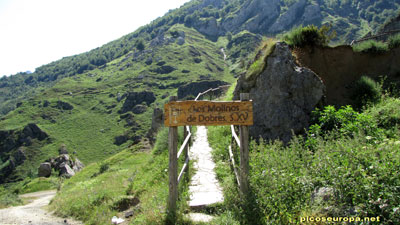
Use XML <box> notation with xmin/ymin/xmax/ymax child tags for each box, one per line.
<box><xmin>0</xmin><ymin>0</ymin><xmax>190</xmax><ymax>76</ymax></box>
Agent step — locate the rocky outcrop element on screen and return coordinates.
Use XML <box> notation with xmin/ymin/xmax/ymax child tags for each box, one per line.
<box><xmin>268</xmin><ymin>0</ymin><xmax>307</xmax><ymax>33</ymax></box>
<box><xmin>119</xmin><ymin>91</ymin><xmax>156</xmax><ymax>114</ymax></box>
<box><xmin>21</xmin><ymin>123</ymin><xmax>48</xmax><ymax>141</ymax></box>
<box><xmin>194</xmin><ymin>17</ymin><xmax>219</xmax><ymax>39</ymax></box>
<box><xmin>146</xmin><ymin>108</ymin><xmax>164</xmax><ymax>143</ymax></box>
<box><xmin>234</xmin><ymin>42</ymin><xmax>325</xmax><ymax>143</ymax></box>
<box><xmin>0</xmin><ymin>124</ymin><xmax>49</xmax><ymax>183</ymax></box>
<box><xmin>221</xmin><ymin>0</ymin><xmax>280</xmax><ymax>34</ymax></box>
<box><xmin>177</xmin><ymin>80</ymin><xmax>228</xmax><ymax>100</ymax></box>
<box><xmin>56</xmin><ymin>101</ymin><xmax>74</xmax><ymax>110</ymax></box>
<box><xmin>39</xmin><ymin>153</ymin><xmax>85</xmax><ymax>178</ymax></box>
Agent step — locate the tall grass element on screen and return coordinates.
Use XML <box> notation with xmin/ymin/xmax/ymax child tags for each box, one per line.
<box><xmin>388</xmin><ymin>34</ymin><xmax>400</xmax><ymax>49</ymax></box>
<box><xmin>283</xmin><ymin>25</ymin><xmax>335</xmax><ymax>47</ymax></box>
<box><xmin>352</xmin><ymin>40</ymin><xmax>389</xmax><ymax>54</ymax></box>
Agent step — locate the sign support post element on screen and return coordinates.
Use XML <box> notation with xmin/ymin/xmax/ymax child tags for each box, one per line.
<box><xmin>239</xmin><ymin>93</ymin><xmax>250</xmax><ymax>197</ymax></box>
<box><xmin>167</xmin><ymin>96</ymin><xmax>178</xmax><ymax>219</ymax></box>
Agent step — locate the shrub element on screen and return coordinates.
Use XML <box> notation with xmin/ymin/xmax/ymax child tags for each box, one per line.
<box><xmin>283</xmin><ymin>25</ymin><xmax>335</xmax><ymax>47</ymax></box>
<box><xmin>352</xmin><ymin>40</ymin><xmax>389</xmax><ymax>54</ymax></box>
<box><xmin>307</xmin><ymin>105</ymin><xmax>383</xmax><ymax>145</ymax></box>
<box><xmin>388</xmin><ymin>34</ymin><xmax>400</xmax><ymax>49</ymax></box>
<box><xmin>351</xmin><ymin>76</ymin><xmax>382</xmax><ymax>109</ymax></box>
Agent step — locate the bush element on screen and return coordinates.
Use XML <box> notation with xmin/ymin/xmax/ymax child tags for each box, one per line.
<box><xmin>352</xmin><ymin>40</ymin><xmax>389</xmax><ymax>54</ymax></box>
<box><xmin>351</xmin><ymin>76</ymin><xmax>382</xmax><ymax>109</ymax></box>
<box><xmin>283</xmin><ymin>25</ymin><xmax>335</xmax><ymax>47</ymax></box>
<box><xmin>388</xmin><ymin>34</ymin><xmax>400</xmax><ymax>49</ymax></box>
<box><xmin>308</xmin><ymin>105</ymin><xmax>382</xmax><ymax>139</ymax></box>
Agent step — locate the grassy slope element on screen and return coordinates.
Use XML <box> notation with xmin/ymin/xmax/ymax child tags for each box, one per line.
<box><xmin>0</xmin><ymin>24</ymin><xmax>233</xmax><ymax>185</ymax></box>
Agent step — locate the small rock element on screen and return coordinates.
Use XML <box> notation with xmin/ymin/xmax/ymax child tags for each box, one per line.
<box><xmin>59</xmin><ymin>144</ymin><xmax>68</xmax><ymax>154</ymax></box>
<box><xmin>125</xmin><ymin>210</ymin><xmax>134</xmax><ymax>218</ymax></box>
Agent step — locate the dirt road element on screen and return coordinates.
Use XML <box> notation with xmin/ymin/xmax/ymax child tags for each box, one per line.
<box><xmin>0</xmin><ymin>190</ymin><xmax>82</xmax><ymax>225</ymax></box>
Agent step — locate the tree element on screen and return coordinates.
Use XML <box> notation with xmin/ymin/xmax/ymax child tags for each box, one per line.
<box><xmin>136</xmin><ymin>39</ymin><xmax>145</xmax><ymax>51</ymax></box>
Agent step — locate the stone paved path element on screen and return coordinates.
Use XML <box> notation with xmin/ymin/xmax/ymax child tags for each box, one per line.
<box><xmin>188</xmin><ymin>126</ymin><xmax>224</xmax><ymax>208</ymax></box>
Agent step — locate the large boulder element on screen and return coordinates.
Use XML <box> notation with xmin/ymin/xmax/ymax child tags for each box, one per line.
<box><xmin>234</xmin><ymin>42</ymin><xmax>325</xmax><ymax>143</ymax></box>
<box><xmin>38</xmin><ymin>162</ymin><xmax>52</xmax><ymax>177</ymax></box>
<box><xmin>59</xmin><ymin>163</ymin><xmax>75</xmax><ymax>178</ymax></box>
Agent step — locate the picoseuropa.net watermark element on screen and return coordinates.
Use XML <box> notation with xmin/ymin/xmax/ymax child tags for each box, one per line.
<box><xmin>300</xmin><ymin>216</ymin><xmax>380</xmax><ymax>223</ymax></box>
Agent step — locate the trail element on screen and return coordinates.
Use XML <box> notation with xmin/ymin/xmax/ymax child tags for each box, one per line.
<box><xmin>0</xmin><ymin>190</ymin><xmax>82</xmax><ymax>225</ymax></box>
<box><xmin>188</xmin><ymin>126</ymin><xmax>224</xmax><ymax>222</ymax></box>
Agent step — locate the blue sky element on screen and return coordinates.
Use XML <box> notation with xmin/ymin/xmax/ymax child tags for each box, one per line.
<box><xmin>0</xmin><ymin>0</ymin><xmax>190</xmax><ymax>77</ymax></box>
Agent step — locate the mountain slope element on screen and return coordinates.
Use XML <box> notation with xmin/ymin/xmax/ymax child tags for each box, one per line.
<box><xmin>1</xmin><ymin>0</ymin><xmax>399</xmax><ymax>116</ymax></box>
<box><xmin>1</xmin><ymin>0</ymin><xmax>400</xmax><ymax>184</ymax></box>
<box><xmin>0</xmin><ymin>24</ymin><xmax>232</xmax><ymax>183</ymax></box>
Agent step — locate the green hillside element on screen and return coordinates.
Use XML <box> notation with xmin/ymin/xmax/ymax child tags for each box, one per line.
<box><xmin>0</xmin><ymin>24</ymin><xmax>232</xmax><ymax>184</ymax></box>
<box><xmin>0</xmin><ymin>0</ymin><xmax>400</xmax><ymax>223</ymax></box>
<box><xmin>1</xmin><ymin>0</ymin><xmax>399</xmax><ymax>116</ymax></box>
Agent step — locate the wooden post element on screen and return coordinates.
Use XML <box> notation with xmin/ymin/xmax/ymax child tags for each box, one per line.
<box><xmin>167</xmin><ymin>96</ymin><xmax>178</xmax><ymax>218</ymax></box>
<box><xmin>239</xmin><ymin>93</ymin><xmax>250</xmax><ymax>197</ymax></box>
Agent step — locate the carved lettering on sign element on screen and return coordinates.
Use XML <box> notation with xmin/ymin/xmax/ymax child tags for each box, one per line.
<box><xmin>164</xmin><ymin>101</ymin><xmax>253</xmax><ymax>126</ymax></box>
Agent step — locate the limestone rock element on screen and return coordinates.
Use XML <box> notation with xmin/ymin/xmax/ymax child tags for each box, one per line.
<box><xmin>268</xmin><ymin>0</ymin><xmax>307</xmax><ymax>33</ymax></box>
<box><xmin>38</xmin><ymin>163</ymin><xmax>52</xmax><ymax>177</ymax></box>
<box><xmin>221</xmin><ymin>0</ymin><xmax>280</xmax><ymax>34</ymax></box>
<box><xmin>302</xmin><ymin>4</ymin><xmax>322</xmax><ymax>25</ymax></box>
<box><xmin>234</xmin><ymin>42</ymin><xmax>325</xmax><ymax>143</ymax></box>
<box><xmin>59</xmin><ymin>163</ymin><xmax>75</xmax><ymax>178</ymax></box>
<box><xmin>72</xmin><ymin>158</ymin><xmax>84</xmax><ymax>173</ymax></box>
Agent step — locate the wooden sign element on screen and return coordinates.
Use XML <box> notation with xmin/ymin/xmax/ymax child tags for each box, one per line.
<box><xmin>164</xmin><ymin>100</ymin><xmax>253</xmax><ymax>126</ymax></box>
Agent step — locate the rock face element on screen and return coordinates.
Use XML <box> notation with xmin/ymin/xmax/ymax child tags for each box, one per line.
<box><xmin>268</xmin><ymin>0</ymin><xmax>307</xmax><ymax>33</ymax></box>
<box><xmin>21</xmin><ymin>123</ymin><xmax>48</xmax><ymax>141</ymax></box>
<box><xmin>119</xmin><ymin>91</ymin><xmax>156</xmax><ymax>114</ymax></box>
<box><xmin>177</xmin><ymin>80</ymin><xmax>228</xmax><ymax>100</ymax></box>
<box><xmin>38</xmin><ymin>163</ymin><xmax>52</xmax><ymax>177</ymax></box>
<box><xmin>234</xmin><ymin>42</ymin><xmax>325</xmax><ymax>143</ymax></box>
<box><xmin>0</xmin><ymin>124</ymin><xmax>48</xmax><ymax>183</ymax></box>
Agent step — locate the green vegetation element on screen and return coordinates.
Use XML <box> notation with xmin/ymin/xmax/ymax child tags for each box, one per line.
<box><xmin>283</xmin><ymin>25</ymin><xmax>336</xmax><ymax>47</ymax></box>
<box><xmin>207</xmin><ymin>83</ymin><xmax>400</xmax><ymax>224</ymax></box>
<box><xmin>20</xmin><ymin>177</ymin><xmax>59</xmax><ymax>194</ymax></box>
<box><xmin>351</xmin><ymin>76</ymin><xmax>383</xmax><ymax>109</ymax></box>
<box><xmin>353</xmin><ymin>40</ymin><xmax>389</xmax><ymax>53</ymax></box>
<box><xmin>246</xmin><ymin>39</ymin><xmax>277</xmax><ymax>80</ymax></box>
<box><xmin>50</xmin><ymin>136</ymin><xmax>193</xmax><ymax>224</ymax></box>
<box><xmin>352</xmin><ymin>33</ymin><xmax>400</xmax><ymax>53</ymax></box>
<box><xmin>389</xmin><ymin>34</ymin><xmax>400</xmax><ymax>49</ymax></box>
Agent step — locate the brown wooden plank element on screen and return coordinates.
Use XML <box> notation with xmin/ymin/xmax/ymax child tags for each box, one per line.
<box><xmin>164</xmin><ymin>100</ymin><xmax>253</xmax><ymax>126</ymax></box>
